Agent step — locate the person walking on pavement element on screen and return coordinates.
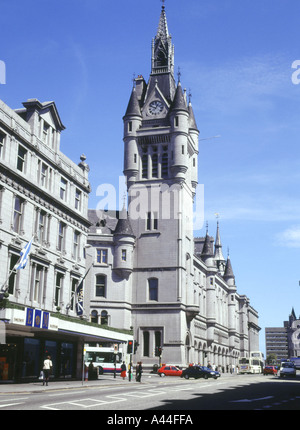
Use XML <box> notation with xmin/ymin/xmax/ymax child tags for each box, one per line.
<box><xmin>42</xmin><ymin>355</ymin><xmax>52</xmax><ymax>386</ymax></box>
<box><xmin>136</xmin><ymin>361</ymin><xmax>143</xmax><ymax>382</ymax></box>
<box><xmin>121</xmin><ymin>361</ymin><xmax>126</xmax><ymax>380</ymax></box>
<box><xmin>128</xmin><ymin>361</ymin><xmax>132</xmax><ymax>381</ymax></box>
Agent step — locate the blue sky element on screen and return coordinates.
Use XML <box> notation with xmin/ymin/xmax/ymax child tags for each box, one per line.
<box><xmin>1</xmin><ymin>0</ymin><xmax>300</xmax><ymax>356</ymax></box>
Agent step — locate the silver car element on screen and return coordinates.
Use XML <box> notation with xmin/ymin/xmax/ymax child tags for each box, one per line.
<box><xmin>280</xmin><ymin>362</ymin><xmax>296</xmax><ymax>378</ymax></box>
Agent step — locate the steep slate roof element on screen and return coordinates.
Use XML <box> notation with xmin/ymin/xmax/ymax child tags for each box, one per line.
<box><xmin>223</xmin><ymin>256</ymin><xmax>235</xmax><ymax>281</ymax></box>
<box><xmin>114</xmin><ymin>208</ymin><xmax>135</xmax><ymax>237</ymax></box>
<box><xmin>124</xmin><ymin>87</ymin><xmax>142</xmax><ymax>117</ymax></box>
<box><xmin>170</xmin><ymin>81</ymin><xmax>188</xmax><ymax>113</ymax></box>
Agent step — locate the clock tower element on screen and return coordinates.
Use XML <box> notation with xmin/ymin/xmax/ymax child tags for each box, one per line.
<box><xmin>123</xmin><ymin>3</ymin><xmax>200</xmax><ymax>365</ymax></box>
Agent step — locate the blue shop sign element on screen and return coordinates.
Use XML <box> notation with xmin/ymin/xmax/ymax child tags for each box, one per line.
<box><xmin>34</xmin><ymin>309</ymin><xmax>42</xmax><ymax>328</ymax></box>
<box><xmin>26</xmin><ymin>308</ymin><xmax>33</xmax><ymax>327</ymax></box>
<box><xmin>42</xmin><ymin>312</ymin><xmax>49</xmax><ymax>329</ymax></box>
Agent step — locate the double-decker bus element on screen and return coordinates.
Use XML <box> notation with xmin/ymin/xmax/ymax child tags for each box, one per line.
<box><xmin>238</xmin><ymin>351</ymin><xmax>264</xmax><ymax>374</ymax></box>
<box><xmin>84</xmin><ymin>346</ymin><xmax>129</xmax><ymax>375</ymax></box>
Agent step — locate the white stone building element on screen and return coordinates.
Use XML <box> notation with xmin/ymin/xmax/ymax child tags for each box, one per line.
<box><xmin>86</xmin><ymin>5</ymin><xmax>260</xmax><ymax>371</ymax></box>
<box><xmin>0</xmin><ymin>98</ymin><xmax>131</xmax><ymax>382</ymax></box>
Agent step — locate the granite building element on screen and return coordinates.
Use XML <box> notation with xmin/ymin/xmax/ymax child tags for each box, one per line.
<box><xmin>86</xmin><ymin>4</ymin><xmax>260</xmax><ymax>370</ymax></box>
<box><xmin>0</xmin><ymin>98</ymin><xmax>131</xmax><ymax>382</ymax></box>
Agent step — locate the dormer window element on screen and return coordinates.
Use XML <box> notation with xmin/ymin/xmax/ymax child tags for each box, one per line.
<box><xmin>43</xmin><ymin>122</ymin><xmax>50</xmax><ymax>144</ymax></box>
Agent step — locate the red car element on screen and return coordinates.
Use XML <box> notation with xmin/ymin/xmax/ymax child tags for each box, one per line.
<box><xmin>263</xmin><ymin>366</ymin><xmax>278</xmax><ymax>375</ymax></box>
<box><xmin>157</xmin><ymin>365</ymin><xmax>182</xmax><ymax>377</ymax></box>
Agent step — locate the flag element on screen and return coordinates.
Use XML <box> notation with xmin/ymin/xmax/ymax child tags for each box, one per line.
<box><xmin>75</xmin><ymin>264</ymin><xmax>92</xmax><ymax>316</ymax></box>
<box><xmin>15</xmin><ymin>237</ymin><xmax>34</xmax><ymax>270</ymax></box>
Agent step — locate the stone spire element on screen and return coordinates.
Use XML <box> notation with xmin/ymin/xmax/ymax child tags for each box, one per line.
<box><xmin>214</xmin><ymin>221</ymin><xmax>226</xmax><ymax>275</ymax></box>
<box><xmin>146</xmin><ymin>2</ymin><xmax>176</xmax><ymax>103</ymax></box>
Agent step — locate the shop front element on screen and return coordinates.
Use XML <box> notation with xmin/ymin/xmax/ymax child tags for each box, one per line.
<box><xmin>0</xmin><ymin>337</ymin><xmax>76</xmax><ymax>382</ymax></box>
<box><xmin>0</xmin><ymin>306</ymin><xmax>133</xmax><ymax>383</ymax></box>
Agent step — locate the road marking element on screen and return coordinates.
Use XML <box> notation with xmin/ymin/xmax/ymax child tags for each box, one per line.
<box><xmin>49</xmin><ymin>391</ymin><xmax>86</xmax><ymax>397</ymax></box>
<box><xmin>0</xmin><ymin>397</ymin><xmax>28</xmax><ymax>403</ymax></box>
<box><xmin>230</xmin><ymin>396</ymin><xmax>274</xmax><ymax>403</ymax></box>
<box><xmin>0</xmin><ymin>402</ymin><xmax>25</xmax><ymax>408</ymax></box>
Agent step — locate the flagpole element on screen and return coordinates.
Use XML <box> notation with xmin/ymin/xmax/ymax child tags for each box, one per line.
<box><xmin>0</xmin><ymin>267</ymin><xmax>17</xmax><ymax>293</ymax></box>
<box><xmin>1</xmin><ymin>236</ymin><xmax>34</xmax><ymax>293</ymax></box>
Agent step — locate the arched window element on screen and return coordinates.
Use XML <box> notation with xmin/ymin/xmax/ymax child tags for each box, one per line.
<box><xmin>95</xmin><ymin>275</ymin><xmax>106</xmax><ymax>297</ymax></box>
<box><xmin>100</xmin><ymin>310</ymin><xmax>108</xmax><ymax>325</ymax></box>
<box><xmin>148</xmin><ymin>278</ymin><xmax>158</xmax><ymax>301</ymax></box>
<box><xmin>91</xmin><ymin>310</ymin><xmax>98</xmax><ymax>324</ymax></box>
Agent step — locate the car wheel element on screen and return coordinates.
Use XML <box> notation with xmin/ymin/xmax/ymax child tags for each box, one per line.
<box><xmin>160</xmin><ymin>373</ymin><xmax>166</xmax><ymax>377</ymax></box>
<box><xmin>184</xmin><ymin>374</ymin><xmax>189</xmax><ymax>380</ymax></box>
<box><xmin>204</xmin><ymin>375</ymin><xmax>208</xmax><ymax>379</ymax></box>
<box><xmin>98</xmin><ymin>367</ymin><xmax>103</xmax><ymax>375</ymax></box>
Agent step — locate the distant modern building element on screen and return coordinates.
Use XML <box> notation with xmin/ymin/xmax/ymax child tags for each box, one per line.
<box><xmin>0</xmin><ymin>98</ymin><xmax>131</xmax><ymax>382</ymax></box>
<box><xmin>266</xmin><ymin>308</ymin><xmax>300</xmax><ymax>361</ymax></box>
<box><xmin>85</xmin><ymin>4</ymin><xmax>260</xmax><ymax>370</ymax></box>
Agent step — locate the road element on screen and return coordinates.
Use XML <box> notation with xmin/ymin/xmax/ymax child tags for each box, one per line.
<box><xmin>1</xmin><ymin>373</ymin><xmax>300</xmax><ymax>414</ymax></box>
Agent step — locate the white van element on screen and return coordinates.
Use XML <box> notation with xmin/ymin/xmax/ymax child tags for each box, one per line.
<box><xmin>280</xmin><ymin>362</ymin><xmax>296</xmax><ymax>378</ymax></box>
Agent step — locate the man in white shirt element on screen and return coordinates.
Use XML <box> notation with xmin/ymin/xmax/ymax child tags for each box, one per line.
<box><xmin>42</xmin><ymin>356</ymin><xmax>53</xmax><ymax>386</ymax></box>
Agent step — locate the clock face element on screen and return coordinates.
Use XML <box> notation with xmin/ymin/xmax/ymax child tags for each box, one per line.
<box><xmin>148</xmin><ymin>100</ymin><xmax>164</xmax><ymax>116</ymax></box>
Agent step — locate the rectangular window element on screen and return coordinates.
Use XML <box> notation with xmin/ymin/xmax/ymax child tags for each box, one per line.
<box><xmin>41</xmin><ymin>163</ymin><xmax>48</xmax><ymax>187</ymax></box>
<box><xmin>58</xmin><ymin>221</ymin><xmax>66</xmax><ymax>252</ymax></box>
<box><xmin>37</xmin><ymin>211</ymin><xmax>46</xmax><ymax>244</ymax></box>
<box><xmin>146</xmin><ymin>212</ymin><xmax>151</xmax><ymax>230</ymax></box>
<box><xmin>0</xmin><ymin>131</ymin><xmax>5</xmax><ymax>157</ymax></box>
<box><xmin>33</xmin><ymin>265</ymin><xmax>43</xmax><ymax>302</ymax></box>
<box><xmin>75</xmin><ymin>189</ymin><xmax>81</xmax><ymax>210</ymax></box>
<box><xmin>73</xmin><ymin>230</ymin><xmax>80</xmax><ymax>260</ymax></box>
<box><xmin>175</xmin><ymin>116</ymin><xmax>179</xmax><ymax>127</ymax></box>
<box><xmin>95</xmin><ymin>275</ymin><xmax>106</xmax><ymax>297</ymax></box>
<box><xmin>43</xmin><ymin>122</ymin><xmax>49</xmax><ymax>144</ymax></box>
<box><xmin>146</xmin><ymin>212</ymin><xmax>158</xmax><ymax>231</ymax></box>
<box><xmin>17</xmin><ymin>145</ymin><xmax>27</xmax><ymax>172</ymax></box>
<box><xmin>55</xmin><ymin>272</ymin><xmax>64</xmax><ymax>307</ymax></box>
<box><xmin>60</xmin><ymin>178</ymin><xmax>67</xmax><ymax>200</ymax></box>
<box><xmin>121</xmin><ymin>250</ymin><xmax>127</xmax><ymax>261</ymax></box>
<box><xmin>149</xmin><ymin>278</ymin><xmax>158</xmax><ymax>301</ymax></box>
<box><xmin>96</xmin><ymin>249</ymin><xmax>108</xmax><ymax>264</ymax></box>
<box><xmin>13</xmin><ymin>196</ymin><xmax>24</xmax><ymax>233</ymax></box>
<box><xmin>8</xmin><ymin>254</ymin><xmax>19</xmax><ymax>295</ymax></box>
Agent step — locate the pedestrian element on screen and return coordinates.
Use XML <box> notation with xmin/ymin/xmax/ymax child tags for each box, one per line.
<box><xmin>121</xmin><ymin>361</ymin><xmax>126</xmax><ymax>380</ymax></box>
<box><xmin>136</xmin><ymin>361</ymin><xmax>143</xmax><ymax>382</ymax></box>
<box><xmin>42</xmin><ymin>355</ymin><xmax>52</xmax><ymax>386</ymax></box>
<box><xmin>128</xmin><ymin>362</ymin><xmax>132</xmax><ymax>381</ymax></box>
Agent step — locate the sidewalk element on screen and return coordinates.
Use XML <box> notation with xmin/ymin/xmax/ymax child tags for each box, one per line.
<box><xmin>0</xmin><ymin>373</ymin><xmax>158</xmax><ymax>394</ymax></box>
<box><xmin>0</xmin><ymin>372</ymin><xmax>238</xmax><ymax>394</ymax></box>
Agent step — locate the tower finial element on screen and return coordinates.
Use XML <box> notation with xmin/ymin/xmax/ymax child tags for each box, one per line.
<box><xmin>177</xmin><ymin>67</ymin><xmax>181</xmax><ymax>83</ymax></box>
<box><xmin>161</xmin><ymin>0</ymin><xmax>166</xmax><ymax>10</ymax></box>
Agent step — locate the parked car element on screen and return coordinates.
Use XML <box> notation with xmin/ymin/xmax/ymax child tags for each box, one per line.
<box><xmin>157</xmin><ymin>365</ymin><xmax>182</xmax><ymax>377</ymax></box>
<box><xmin>263</xmin><ymin>366</ymin><xmax>278</xmax><ymax>376</ymax></box>
<box><xmin>280</xmin><ymin>362</ymin><xmax>296</xmax><ymax>378</ymax></box>
<box><xmin>181</xmin><ymin>365</ymin><xmax>221</xmax><ymax>380</ymax></box>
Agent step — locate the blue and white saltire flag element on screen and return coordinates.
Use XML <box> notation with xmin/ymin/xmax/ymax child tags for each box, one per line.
<box><xmin>15</xmin><ymin>237</ymin><xmax>34</xmax><ymax>270</ymax></box>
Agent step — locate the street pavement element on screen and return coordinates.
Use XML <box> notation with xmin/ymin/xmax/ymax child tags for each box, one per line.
<box><xmin>0</xmin><ymin>372</ymin><xmax>238</xmax><ymax>394</ymax></box>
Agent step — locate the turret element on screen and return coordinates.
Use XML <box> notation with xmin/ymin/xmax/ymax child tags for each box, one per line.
<box><xmin>113</xmin><ymin>207</ymin><xmax>135</xmax><ymax>279</ymax></box>
<box><xmin>169</xmin><ymin>81</ymin><xmax>190</xmax><ymax>183</ymax></box>
<box><xmin>123</xmin><ymin>86</ymin><xmax>142</xmax><ymax>188</ymax></box>
<box><xmin>223</xmin><ymin>253</ymin><xmax>235</xmax><ymax>287</ymax></box>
